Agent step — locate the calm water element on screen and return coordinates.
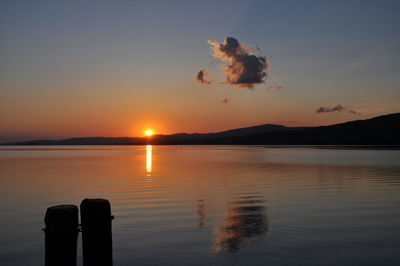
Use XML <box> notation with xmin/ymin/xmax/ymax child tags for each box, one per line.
<box><xmin>0</xmin><ymin>145</ymin><xmax>400</xmax><ymax>266</ymax></box>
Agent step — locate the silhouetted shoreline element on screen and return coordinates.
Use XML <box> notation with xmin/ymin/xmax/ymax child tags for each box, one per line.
<box><xmin>2</xmin><ymin>113</ymin><xmax>399</xmax><ymax>146</ymax></box>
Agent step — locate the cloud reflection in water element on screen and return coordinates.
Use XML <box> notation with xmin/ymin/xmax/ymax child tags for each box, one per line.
<box><xmin>213</xmin><ymin>195</ymin><xmax>269</xmax><ymax>253</ymax></box>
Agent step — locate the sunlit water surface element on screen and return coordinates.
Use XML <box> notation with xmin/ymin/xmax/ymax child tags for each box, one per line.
<box><xmin>0</xmin><ymin>146</ymin><xmax>400</xmax><ymax>265</ymax></box>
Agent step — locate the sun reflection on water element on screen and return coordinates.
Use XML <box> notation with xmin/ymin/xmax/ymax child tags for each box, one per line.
<box><xmin>146</xmin><ymin>145</ymin><xmax>152</xmax><ymax>175</ymax></box>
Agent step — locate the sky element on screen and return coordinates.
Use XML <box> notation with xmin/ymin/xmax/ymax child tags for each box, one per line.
<box><xmin>1</xmin><ymin>0</ymin><xmax>400</xmax><ymax>142</ymax></box>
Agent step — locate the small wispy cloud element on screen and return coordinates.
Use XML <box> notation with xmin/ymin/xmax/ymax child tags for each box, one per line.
<box><xmin>316</xmin><ymin>104</ymin><xmax>345</xmax><ymax>113</ymax></box>
<box><xmin>316</xmin><ymin>104</ymin><xmax>360</xmax><ymax>115</ymax></box>
<box><xmin>347</xmin><ymin>110</ymin><xmax>361</xmax><ymax>115</ymax></box>
<box><xmin>221</xmin><ymin>97</ymin><xmax>229</xmax><ymax>104</ymax></box>
<box><xmin>334</xmin><ymin>60</ymin><xmax>366</xmax><ymax>73</ymax></box>
<box><xmin>267</xmin><ymin>84</ymin><xmax>283</xmax><ymax>90</ymax></box>
<box><xmin>195</xmin><ymin>69</ymin><xmax>211</xmax><ymax>84</ymax></box>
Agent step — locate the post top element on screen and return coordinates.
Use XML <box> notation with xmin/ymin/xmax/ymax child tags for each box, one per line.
<box><xmin>47</xmin><ymin>204</ymin><xmax>78</xmax><ymax>211</ymax></box>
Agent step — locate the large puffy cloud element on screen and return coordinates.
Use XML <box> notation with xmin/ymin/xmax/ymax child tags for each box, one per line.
<box><xmin>196</xmin><ymin>37</ymin><xmax>268</xmax><ymax>88</ymax></box>
<box><xmin>316</xmin><ymin>104</ymin><xmax>360</xmax><ymax>114</ymax></box>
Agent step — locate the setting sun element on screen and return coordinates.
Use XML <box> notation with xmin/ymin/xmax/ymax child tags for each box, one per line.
<box><xmin>145</xmin><ymin>129</ymin><xmax>153</xmax><ymax>136</ymax></box>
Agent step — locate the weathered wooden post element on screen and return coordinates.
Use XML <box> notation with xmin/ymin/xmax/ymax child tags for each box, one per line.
<box><xmin>44</xmin><ymin>205</ymin><xmax>79</xmax><ymax>266</ymax></box>
<box><xmin>80</xmin><ymin>198</ymin><xmax>113</xmax><ymax>266</ymax></box>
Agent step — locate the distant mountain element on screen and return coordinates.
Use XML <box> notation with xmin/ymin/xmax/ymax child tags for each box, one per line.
<box><xmin>174</xmin><ymin>113</ymin><xmax>400</xmax><ymax>145</ymax></box>
<box><xmin>2</xmin><ymin>113</ymin><xmax>399</xmax><ymax>146</ymax></box>
<box><xmin>149</xmin><ymin>124</ymin><xmax>305</xmax><ymax>144</ymax></box>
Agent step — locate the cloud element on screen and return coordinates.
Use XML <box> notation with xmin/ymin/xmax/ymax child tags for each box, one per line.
<box><xmin>334</xmin><ymin>60</ymin><xmax>366</xmax><ymax>72</ymax></box>
<box><xmin>267</xmin><ymin>85</ymin><xmax>283</xmax><ymax>90</ymax></box>
<box><xmin>316</xmin><ymin>104</ymin><xmax>344</xmax><ymax>113</ymax></box>
<box><xmin>347</xmin><ymin>110</ymin><xmax>361</xmax><ymax>115</ymax></box>
<box><xmin>195</xmin><ymin>69</ymin><xmax>211</xmax><ymax>84</ymax></box>
<box><xmin>316</xmin><ymin>104</ymin><xmax>360</xmax><ymax>114</ymax></box>
<box><xmin>221</xmin><ymin>97</ymin><xmax>229</xmax><ymax>104</ymax></box>
<box><xmin>197</xmin><ymin>37</ymin><xmax>268</xmax><ymax>88</ymax></box>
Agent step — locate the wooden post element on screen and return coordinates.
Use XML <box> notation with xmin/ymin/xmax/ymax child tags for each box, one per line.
<box><xmin>80</xmin><ymin>198</ymin><xmax>113</xmax><ymax>266</ymax></box>
<box><xmin>44</xmin><ymin>205</ymin><xmax>79</xmax><ymax>266</ymax></box>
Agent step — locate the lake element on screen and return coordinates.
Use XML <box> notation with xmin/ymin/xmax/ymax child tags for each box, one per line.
<box><xmin>0</xmin><ymin>145</ymin><xmax>400</xmax><ymax>265</ymax></box>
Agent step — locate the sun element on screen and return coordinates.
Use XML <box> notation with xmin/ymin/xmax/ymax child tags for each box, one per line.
<box><xmin>145</xmin><ymin>129</ymin><xmax>153</xmax><ymax>136</ymax></box>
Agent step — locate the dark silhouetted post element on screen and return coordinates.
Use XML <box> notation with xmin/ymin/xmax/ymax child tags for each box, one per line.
<box><xmin>80</xmin><ymin>198</ymin><xmax>113</xmax><ymax>266</ymax></box>
<box><xmin>44</xmin><ymin>205</ymin><xmax>79</xmax><ymax>266</ymax></box>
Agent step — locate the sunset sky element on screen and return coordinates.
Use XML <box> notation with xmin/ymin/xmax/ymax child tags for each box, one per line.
<box><xmin>1</xmin><ymin>0</ymin><xmax>400</xmax><ymax>142</ymax></box>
